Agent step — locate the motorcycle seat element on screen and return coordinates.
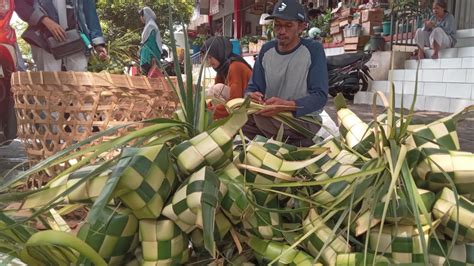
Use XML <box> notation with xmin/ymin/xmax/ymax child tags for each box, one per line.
<box><xmin>326</xmin><ymin>51</ymin><xmax>368</xmax><ymax>71</ymax></box>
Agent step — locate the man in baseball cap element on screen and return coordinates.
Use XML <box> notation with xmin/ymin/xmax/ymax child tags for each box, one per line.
<box><xmin>265</xmin><ymin>0</ymin><xmax>307</xmax><ymax>22</ymax></box>
<box><xmin>243</xmin><ymin>0</ymin><xmax>328</xmax><ymax>146</ymax></box>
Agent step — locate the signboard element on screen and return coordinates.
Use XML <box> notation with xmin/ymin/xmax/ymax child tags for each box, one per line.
<box><xmin>209</xmin><ymin>0</ymin><xmax>219</xmax><ymax>15</ymax></box>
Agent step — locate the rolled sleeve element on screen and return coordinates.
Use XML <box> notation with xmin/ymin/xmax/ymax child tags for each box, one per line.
<box><xmin>91</xmin><ymin>36</ymin><xmax>106</xmax><ymax>46</ymax></box>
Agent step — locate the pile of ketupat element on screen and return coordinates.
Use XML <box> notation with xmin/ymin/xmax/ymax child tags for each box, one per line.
<box><xmin>0</xmin><ymin>91</ymin><xmax>473</xmax><ymax>266</ymax></box>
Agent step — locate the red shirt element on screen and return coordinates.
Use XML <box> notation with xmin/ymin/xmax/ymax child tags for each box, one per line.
<box><xmin>0</xmin><ymin>0</ymin><xmax>16</xmax><ymax>45</ymax></box>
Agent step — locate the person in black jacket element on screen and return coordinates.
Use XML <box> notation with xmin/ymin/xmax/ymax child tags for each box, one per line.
<box><xmin>15</xmin><ymin>0</ymin><xmax>108</xmax><ymax>71</ymax></box>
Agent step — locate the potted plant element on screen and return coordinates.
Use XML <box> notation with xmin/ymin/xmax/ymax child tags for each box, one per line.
<box><xmin>309</xmin><ymin>9</ymin><xmax>332</xmax><ymax>40</ymax></box>
<box><xmin>191</xmin><ymin>34</ymin><xmax>206</xmax><ymax>54</ymax></box>
<box><xmin>248</xmin><ymin>35</ymin><xmax>259</xmax><ymax>53</ymax></box>
<box><xmin>240</xmin><ymin>35</ymin><xmax>250</xmax><ymax>54</ymax></box>
<box><xmin>382</xmin><ymin>10</ymin><xmax>392</xmax><ymax>36</ymax></box>
<box><xmin>265</xmin><ymin>23</ymin><xmax>274</xmax><ymax>40</ymax></box>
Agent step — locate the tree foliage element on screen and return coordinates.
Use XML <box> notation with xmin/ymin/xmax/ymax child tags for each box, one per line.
<box><xmin>96</xmin><ymin>0</ymin><xmax>194</xmax><ymax>41</ymax></box>
<box><xmin>90</xmin><ymin>0</ymin><xmax>194</xmax><ymax>72</ymax></box>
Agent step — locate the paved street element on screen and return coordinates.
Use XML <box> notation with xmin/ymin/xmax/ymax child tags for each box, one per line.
<box><xmin>324</xmin><ymin>98</ymin><xmax>474</xmax><ymax>153</ymax></box>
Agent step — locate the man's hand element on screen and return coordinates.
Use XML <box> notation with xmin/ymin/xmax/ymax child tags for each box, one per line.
<box><xmin>257</xmin><ymin>97</ymin><xmax>296</xmax><ymax>117</ymax></box>
<box><xmin>248</xmin><ymin>91</ymin><xmax>265</xmax><ymax>104</ymax></box>
<box><xmin>42</xmin><ymin>17</ymin><xmax>66</xmax><ymax>42</ymax></box>
<box><xmin>94</xmin><ymin>45</ymin><xmax>108</xmax><ymax>61</ymax></box>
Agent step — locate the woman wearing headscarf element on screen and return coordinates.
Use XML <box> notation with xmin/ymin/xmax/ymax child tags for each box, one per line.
<box><xmin>414</xmin><ymin>0</ymin><xmax>456</xmax><ymax>59</ymax></box>
<box><xmin>139</xmin><ymin>7</ymin><xmax>163</xmax><ymax>76</ymax></box>
<box><xmin>201</xmin><ymin>36</ymin><xmax>253</xmax><ymax>120</ymax></box>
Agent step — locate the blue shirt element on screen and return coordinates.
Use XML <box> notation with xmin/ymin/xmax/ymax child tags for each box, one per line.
<box><xmin>245</xmin><ymin>38</ymin><xmax>328</xmax><ymax>118</ymax></box>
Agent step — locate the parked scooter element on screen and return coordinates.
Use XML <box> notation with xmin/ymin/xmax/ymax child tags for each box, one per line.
<box><xmin>309</xmin><ymin>27</ymin><xmax>372</xmax><ymax>100</ymax></box>
<box><xmin>326</xmin><ymin>51</ymin><xmax>372</xmax><ymax>100</ymax></box>
<box><xmin>0</xmin><ymin>0</ymin><xmax>17</xmax><ymax>143</ymax></box>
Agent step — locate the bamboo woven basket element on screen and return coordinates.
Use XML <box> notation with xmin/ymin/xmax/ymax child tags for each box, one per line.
<box><xmin>11</xmin><ymin>71</ymin><xmax>179</xmax><ymax>176</ymax></box>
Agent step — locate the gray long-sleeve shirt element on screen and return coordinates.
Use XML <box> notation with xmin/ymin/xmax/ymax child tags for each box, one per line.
<box><xmin>245</xmin><ymin>38</ymin><xmax>328</xmax><ymax>118</ymax></box>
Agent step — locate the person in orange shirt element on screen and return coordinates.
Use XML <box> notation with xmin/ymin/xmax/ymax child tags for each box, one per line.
<box><xmin>201</xmin><ymin>37</ymin><xmax>253</xmax><ymax>120</ymax></box>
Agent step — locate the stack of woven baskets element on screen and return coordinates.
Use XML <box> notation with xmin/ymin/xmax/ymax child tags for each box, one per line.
<box><xmin>11</xmin><ymin>71</ymin><xmax>178</xmax><ymax>175</ymax></box>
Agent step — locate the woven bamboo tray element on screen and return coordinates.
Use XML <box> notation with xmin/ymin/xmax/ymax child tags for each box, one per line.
<box><xmin>11</xmin><ymin>71</ymin><xmax>178</xmax><ymax>176</ymax></box>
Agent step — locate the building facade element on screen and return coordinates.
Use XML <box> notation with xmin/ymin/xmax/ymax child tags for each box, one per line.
<box><xmin>189</xmin><ymin>0</ymin><xmax>472</xmax><ymax>39</ymax></box>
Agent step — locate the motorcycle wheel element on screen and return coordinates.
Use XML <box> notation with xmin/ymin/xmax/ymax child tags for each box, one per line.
<box><xmin>342</xmin><ymin>92</ymin><xmax>355</xmax><ymax>101</ymax></box>
<box><xmin>359</xmin><ymin>72</ymin><xmax>369</xmax><ymax>92</ymax></box>
<box><xmin>341</xmin><ymin>71</ymin><xmax>369</xmax><ymax>100</ymax></box>
<box><xmin>328</xmin><ymin>87</ymin><xmax>338</xmax><ymax>98</ymax></box>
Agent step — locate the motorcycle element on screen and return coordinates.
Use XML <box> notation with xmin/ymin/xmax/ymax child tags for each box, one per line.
<box><xmin>309</xmin><ymin>27</ymin><xmax>372</xmax><ymax>100</ymax></box>
<box><xmin>326</xmin><ymin>51</ymin><xmax>373</xmax><ymax>100</ymax></box>
<box><xmin>0</xmin><ymin>0</ymin><xmax>17</xmax><ymax>143</ymax></box>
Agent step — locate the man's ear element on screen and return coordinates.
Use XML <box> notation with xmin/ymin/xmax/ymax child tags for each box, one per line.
<box><xmin>297</xmin><ymin>21</ymin><xmax>307</xmax><ymax>34</ymax></box>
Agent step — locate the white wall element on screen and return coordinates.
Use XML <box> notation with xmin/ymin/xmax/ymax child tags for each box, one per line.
<box><xmin>213</xmin><ymin>0</ymin><xmax>234</xmax><ymax>20</ymax></box>
<box><xmin>223</xmin><ymin>14</ymin><xmax>234</xmax><ymax>37</ymax></box>
<box><xmin>245</xmin><ymin>12</ymin><xmax>261</xmax><ymax>36</ymax></box>
<box><xmin>212</xmin><ymin>0</ymin><xmax>235</xmax><ymax>37</ymax></box>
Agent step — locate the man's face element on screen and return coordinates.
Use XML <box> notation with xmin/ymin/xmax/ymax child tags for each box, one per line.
<box><xmin>273</xmin><ymin>18</ymin><xmax>305</xmax><ymax>48</ymax></box>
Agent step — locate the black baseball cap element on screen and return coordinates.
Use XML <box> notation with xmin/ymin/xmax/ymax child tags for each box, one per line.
<box><xmin>265</xmin><ymin>0</ymin><xmax>306</xmax><ymax>22</ymax></box>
